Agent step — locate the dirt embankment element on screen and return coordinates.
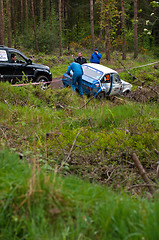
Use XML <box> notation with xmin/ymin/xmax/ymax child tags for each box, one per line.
<box><xmin>126</xmin><ymin>86</ymin><xmax>159</xmax><ymax>103</ymax></box>
<box><xmin>50</xmin><ymin>77</ymin><xmax>63</xmax><ymax>89</ymax></box>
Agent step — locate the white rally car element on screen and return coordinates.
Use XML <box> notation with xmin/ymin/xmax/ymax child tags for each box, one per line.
<box><xmin>62</xmin><ymin>63</ymin><xmax>132</xmax><ymax>99</ymax></box>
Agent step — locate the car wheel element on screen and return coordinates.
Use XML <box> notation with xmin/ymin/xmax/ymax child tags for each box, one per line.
<box><xmin>96</xmin><ymin>92</ymin><xmax>105</xmax><ymax>101</ymax></box>
<box><xmin>122</xmin><ymin>90</ymin><xmax>130</xmax><ymax>96</ymax></box>
<box><xmin>36</xmin><ymin>75</ymin><xmax>49</xmax><ymax>90</ymax></box>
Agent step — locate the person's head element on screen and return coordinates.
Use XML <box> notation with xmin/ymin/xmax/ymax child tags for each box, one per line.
<box><xmin>11</xmin><ymin>53</ymin><xmax>16</xmax><ymax>62</ymax></box>
<box><xmin>78</xmin><ymin>52</ymin><xmax>82</xmax><ymax>58</ymax></box>
<box><xmin>95</xmin><ymin>48</ymin><xmax>98</xmax><ymax>54</ymax></box>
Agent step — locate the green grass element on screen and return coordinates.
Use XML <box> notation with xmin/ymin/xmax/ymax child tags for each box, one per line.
<box><xmin>0</xmin><ymin>81</ymin><xmax>158</xmax><ymax>171</ymax></box>
<box><xmin>0</xmin><ymin>52</ymin><xmax>159</xmax><ymax>238</ymax></box>
<box><xmin>51</xmin><ymin>64</ymin><xmax>68</xmax><ymax>78</ymax></box>
<box><xmin>1</xmin><ymin>149</ymin><xmax>159</xmax><ymax>240</ymax></box>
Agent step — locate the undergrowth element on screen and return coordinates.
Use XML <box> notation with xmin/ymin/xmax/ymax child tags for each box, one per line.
<box><xmin>1</xmin><ymin>149</ymin><xmax>159</xmax><ymax>240</ymax></box>
<box><xmin>0</xmin><ymin>81</ymin><xmax>158</xmax><ymax>192</ymax></box>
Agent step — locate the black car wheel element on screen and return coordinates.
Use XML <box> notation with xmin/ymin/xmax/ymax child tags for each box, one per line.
<box><xmin>37</xmin><ymin>75</ymin><xmax>49</xmax><ymax>90</ymax></box>
<box><xmin>96</xmin><ymin>92</ymin><xmax>105</xmax><ymax>101</ymax></box>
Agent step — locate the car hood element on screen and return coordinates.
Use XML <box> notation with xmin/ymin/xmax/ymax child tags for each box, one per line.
<box><xmin>30</xmin><ymin>63</ymin><xmax>50</xmax><ymax>71</ymax></box>
<box><xmin>121</xmin><ymin>79</ymin><xmax>132</xmax><ymax>86</ymax></box>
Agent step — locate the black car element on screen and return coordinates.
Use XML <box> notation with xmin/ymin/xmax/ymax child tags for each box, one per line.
<box><xmin>0</xmin><ymin>46</ymin><xmax>52</xmax><ymax>84</ymax></box>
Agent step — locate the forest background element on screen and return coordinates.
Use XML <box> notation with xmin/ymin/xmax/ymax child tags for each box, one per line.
<box><xmin>0</xmin><ymin>0</ymin><xmax>159</xmax><ymax>59</ymax></box>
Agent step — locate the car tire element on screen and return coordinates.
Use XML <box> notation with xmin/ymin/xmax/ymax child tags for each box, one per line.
<box><xmin>122</xmin><ymin>90</ymin><xmax>130</xmax><ymax>96</ymax></box>
<box><xmin>96</xmin><ymin>92</ymin><xmax>105</xmax><ymax>101</ymax></box>
<box><xmin>36</xmin><ymin>75</ymin><xmax>49</xmax><ymax>90</ymax></box>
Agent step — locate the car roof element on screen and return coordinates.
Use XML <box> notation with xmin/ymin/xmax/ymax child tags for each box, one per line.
<box><xmin>0</xmin><ymin>45</ymin><xmax>15</xmax><ymax>51</ymax></box>
<box><xmin>0</xmin><ymin>45</ymin><xmax>23</xmax><ymax>54</ymax></box>
<box><xmin>0</xmin><ymin>45</ymin><xmax>29</xmax><ymax>60</ymax></box>
<box><xmin>83</xmin><ymin>63</ymin><xmax>118</xmax><ymax>75</ymax></box>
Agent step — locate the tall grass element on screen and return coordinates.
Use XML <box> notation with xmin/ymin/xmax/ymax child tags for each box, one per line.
<box><xmin>0</xmin><ymin>82</ymin><xmax>158</xmax><ymax>169</ymax></box>
<box><xmin>1</xmin><ymin>149</ymin><xmax>159</xmax><ymax>240</ymax></box>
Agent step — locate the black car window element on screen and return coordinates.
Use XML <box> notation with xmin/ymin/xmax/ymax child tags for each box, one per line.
<box><xmin>9</xmin><ymin>52</ymin><xmax>26</xmax><ymax>63</ymax></box>
<box><xmin>0</xmin><ymin>50</ymin><xmax>9</xmax><ymax>62</ymax></box>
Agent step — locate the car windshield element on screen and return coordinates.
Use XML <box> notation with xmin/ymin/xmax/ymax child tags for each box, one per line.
<box><xmin>82</xmin><ymin>65</ymin><xmax>103</xmax><ymax>80</ymax></box>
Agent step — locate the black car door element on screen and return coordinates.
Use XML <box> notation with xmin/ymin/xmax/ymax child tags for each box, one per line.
<box><xmin>0</xmin><ymin>49</ymin><xmax>15</xmax><ymax>82</ymax></box>
<box><xmin>8</xmin><ymin>51</ymin><xmax>34</xmax><ymax>82</ymax></box>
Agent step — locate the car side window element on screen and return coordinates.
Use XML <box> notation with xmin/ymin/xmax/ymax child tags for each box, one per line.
<box><xmin>0</xmin><ymin>50</ymin><xmax>9</xmax><ymax>62</ymax></box>
<box><xmin>9</xmin><ymin>52</ymin><xmax>26</xmax><ymax>63</ymax></box>
<box><xmin>101</xmin><ymin>74</ymin><xmax>110</xmax><ymax>83</ymax></box>
<box><xmin>112</xmin><ymin>73</ymin><xmax>121</xmax><ymax>84</ymax></box>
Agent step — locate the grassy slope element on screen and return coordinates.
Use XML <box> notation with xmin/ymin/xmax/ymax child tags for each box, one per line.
<box><xmin>0</xmin><ymin>52</ymin><xmax>159</xmax><ymax>239</ymax></box>
<box><xmin>1</xmin><ymin>149</ymin><xmax>159</xmax><ymax>240</ymax></box>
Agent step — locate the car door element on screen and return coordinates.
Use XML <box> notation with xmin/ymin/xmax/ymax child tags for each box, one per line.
<box><xmin>100</xmin><ymin>74</ymin><xmax>111</xmax><ymax>94</ymax></box>
<box><xmin>109</xmin><ymin>73</ymin><xmax>122</xmax><ymax>96</ymax></box>
<box><xmin>8</xmin><ymin>51</ymin><xmax>34</xmax><ymax>82</ymax></box>
<box><xmin>0</xmin><ymin>49</ymin><xmax>15</xmax><ymax>82</ymax></box>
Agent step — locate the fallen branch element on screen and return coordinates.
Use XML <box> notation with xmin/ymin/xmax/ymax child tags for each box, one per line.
<box><xmin>80</xmin><ymin>96</ymin><xmax>95</xmax><ymax>109</ymax></box>
<box><xmin>4</xmin><ymin>99</ymin><xmax>11</xmax><ymax>108</ymax></box>
<box><xmin>55</xmin><ymin>96</ymin><xmax>95</xmax><ymax>111</ymax></box>
<box><xmin>132</xmin><ymin>153</ymin><xmax>155</xmax><ymax>195</ymax></box>
<box><xmin>154</xmin><ymin>149</ymin><xmax>159</xmax><ymax>156</ymax></box>
<box><xmin>57</xmin><ymin>129</ymin><xmax>82</xmax><ymax>172</ymax></box>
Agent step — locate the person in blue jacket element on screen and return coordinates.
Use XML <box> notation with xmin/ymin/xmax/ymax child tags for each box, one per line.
<box><xmin>90</xmin><ymin>49</ymin><xmax>102</xmax><ymax>64</ymax></box>
<box><xmin>66</xmin><ymin>62</ymin><xmax>84</xmax><ymax>97</ymax></box>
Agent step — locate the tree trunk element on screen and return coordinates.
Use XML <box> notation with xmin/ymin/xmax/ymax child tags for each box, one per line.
<box><xmin>105</xmin><ymin>0</ymin><xmax>110</xmax><ymax>61</ymax></box>
<box><xmin>49</xmin><ymin>0</ymin><xmax>51</xmax><ymax>15</ymax></box>
<box><xmin>66</xmin><ymin>0</ymin><xmax>71</xmax><ymax>49</ymax></box>
<box><xmin>40</xmin><ymin>0</ymin><xmax>43</xmax><ymax>25</ymax></box>
<box><xmin>26</xmin><ymin>0</ymin><xmax>28</xmax><ymax>33</ymax></box>
<box><xmin>0</xmin><ymin>0</ymin><xmax>5</xmax><ymax>45</ymax></box>
<box><xmin>90</xmin><ymin>0</ymin><xmax>95</xmax><ymax>51</ymax></box>
<box><xmin>12</xmin><ymin>0</ymin><xmax>17</xmax><ymax>48</ymax></box>
<box><xmin>21</xmin><ymin>0</ymin><xmax>24</xmax><ymax>32</ymax></box>
<box><xmin>134</xmin><ymin>0</ymin><xmax>138</xmax><ymax>58</ymax></box>
<box><xmin>62</xmin><ymin>0</ymin><xmax>65</xmax><ymax>30</ymax></box>
<box><xmin>121</xmin><ymin>0</ymin><xmax>126</xmax><ymax>60</ymax></box>
<box><xmin>6</xmin><ymin>0</ymin><xmax>11</xmax><ymax>47</ymax></box>
<box><xmin>59</xmin><ymin>0</ymin><xmax>62</xmax><ymax>56</ymax></box>
<box><xmin>31</xmin><ymin>0</ymin><xmax>39</xmax><ymax>52</ymax></box>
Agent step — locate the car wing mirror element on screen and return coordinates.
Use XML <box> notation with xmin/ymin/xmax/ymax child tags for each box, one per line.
<box><xmin>27</xmin><ymin>59</ymin><xmax>32</xmax><ymax>65</ymax></box>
